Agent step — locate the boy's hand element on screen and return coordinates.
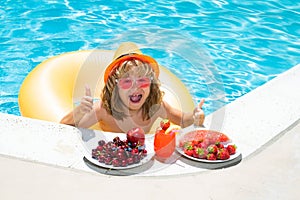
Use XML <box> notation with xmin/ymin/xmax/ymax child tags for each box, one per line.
<box><xmin>79</xmin><ymin>85</ymin><xmax>93</xmax><ymax>114</ymax></box>
<box><xmin>193</xmin><ymin>99</ymin><xmax>205</xmax><ymax>126</ymax></box>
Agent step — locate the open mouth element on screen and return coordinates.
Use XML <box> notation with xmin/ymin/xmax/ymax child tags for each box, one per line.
<box><xmin>129</xmin><ymin>94</ymin><xmax>142</xmax><ymax>103</ymax></box>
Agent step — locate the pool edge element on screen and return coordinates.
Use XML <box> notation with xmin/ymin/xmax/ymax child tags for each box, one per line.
<box><xmin>1</xmin><ymin>63</ymin><xmax>300</xmax><ymax>174</ymax></box>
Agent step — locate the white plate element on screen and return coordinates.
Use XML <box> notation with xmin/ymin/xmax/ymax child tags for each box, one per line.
<box><xmin>176</xmin><ymin>145</ymin><xmax>241</xmax><ymax>163</ymax></box>
<box><xmin>175</xmin><ymin>127</ymin><xmax>240</xmax><ymax>163</ymax></box>
<box><xmin>80</xmin><ymin>130</ymin><xmax>155</xmax><ymax>170</ymax></box>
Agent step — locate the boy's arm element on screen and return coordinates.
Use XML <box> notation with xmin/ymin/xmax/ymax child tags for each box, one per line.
<box><xmin>161</xmin><ymin>99</ymin><xmax>205</xmax><ymax>128</ymax></box>
<box><xmin>60</xmin><ymin>106</ymin><xmax>86</xmax><ymax>126</ymax></box>
<box><xmin>77</xmin><ymin>102</ymin><xmax>101</xmax><ymax>128</ymax></box>
<box><xmin>161</xmin><ymin>101</ymin><xmax>193</xmax><ymax>127</ymax></box>
<box><xmin>60</xmin><ymin>101</ymin><xmax>100</xmax><ymax>128</ymax></box>
<box><xmin>60</xmin><ymin>85</ymin><xmax>97</xmax><ymax>128</ymax></box>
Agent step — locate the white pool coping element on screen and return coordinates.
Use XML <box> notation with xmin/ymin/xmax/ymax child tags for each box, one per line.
<box><xmin>0</xmin><ymin>63</ymin><xmax>300</xmax><ymax>198</ymax></box>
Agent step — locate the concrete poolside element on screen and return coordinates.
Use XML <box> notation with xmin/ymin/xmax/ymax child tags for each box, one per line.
<box><xmin>0</xmin><ymin>120</ymin><xmax>298</xmax><ymax>199</ymax></box>
<box><xmin>1</xmin><ymin>64</ymin><xmax>300</xmax><ymax>199</ymax></box>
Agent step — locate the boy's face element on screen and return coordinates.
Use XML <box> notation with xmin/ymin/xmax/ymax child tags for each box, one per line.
<box><xmin>117</xmin><ymin>68</ymin><xmax>151</xmax><ymax>111</ymax></box>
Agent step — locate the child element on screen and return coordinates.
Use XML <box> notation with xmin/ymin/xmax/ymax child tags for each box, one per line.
<box><xmin>60</xmin><ymin>42</ymin><xmax>205</xmax><ymax>133</ymax></box>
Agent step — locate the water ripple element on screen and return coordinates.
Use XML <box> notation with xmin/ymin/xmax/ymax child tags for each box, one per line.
<box><xmin>0</xmin><ymin>0</ymin><xmax>299</xmax><ymax>115</ymax></box>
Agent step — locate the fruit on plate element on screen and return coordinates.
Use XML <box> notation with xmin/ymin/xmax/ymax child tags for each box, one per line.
<box><xmin>217</xmin><ymin>148</ymin><xmax>230</xmax><ymax>160</ymax></box>
<box><xmin>226</xmin><ymin>144</ymin><xmax>237</xmax><ymax>155</ymax></box>
<box><xmin>192</xmin><ymin>147</ymin><xmax>207</xmax><ymax>159</ymax></box>
<box><xmin>178</xmin><ymin>130</ymin><xmax>237</xmax><ymax>161</ymax></box>
<box><xmin>91</xmin><ymin>135</ymin><xmax>147</xmax><ymax>167</ymax></box>
<box><xmin>178</xmin><ymin>129</ymin><xmax>231</xmax><ymax>148</ymax></box>
<box><xmin>154</xmin><ymin>119</ymin><xmax>180</xmax><ymax>159</ymax></box>
<box><xmin>126</xmin><ymin>127</ymin><xmax>145</xmax><ymax>146</ymax></box>
<box><xmin>181</xmin><ymin>140</ymin><xmax>237</xmax><ymax>161</ymax></box>
<box><xmin>206</xmin><ymin>153</ymin><xmax>217</xmax><ymax>160</ymax></box>
<box><xmin>207</xmin><ymin>144</ymin><xmax>218</xmax><ymax>154</ymax></box>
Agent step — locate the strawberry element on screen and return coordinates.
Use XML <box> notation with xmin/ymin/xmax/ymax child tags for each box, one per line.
<box><xmin>183</xmin><ymin>142</ymin><xmax>194</xmax><ymax>156</ymax></box>
<box><xmin>183</xmin><ymin>141</ymin><xmax>193</xmax><ymax>150</ymax></box>
<box><xmin>207</xmin><ymin>144</ymin><xmax>218</xmax><ymax>154</ymax></box>
<box><xmin>184</xmin><ymin>149</ymin><xmax>194</xmax><ymax>156</ymax></box>
<box><xmin>226</xmin><ymin>144</ymin><xmax>237</xmax><ymax>155</ymax></box>
<box><xmin>206</xmin><ymin>153</ymin><xmax>217</xmax><ymax>160</ymax></box>
<box><xmin>193</xmin><ymin>147</ymin><xmax>207</xmax><ymax>159</ymax></box>
<box><xmin>217</xmin><ymin>148</ymin><xmax>230</xmax><ymax>160</ymax></box>
<box><xmin>192</xmin><ymin>149</ymin><xmax>200</xmax><ymax>158</ymax></box>
<box><xmin>215</xmin><ymin>141</ymin><xmax>224</xmax><ymax>149</ymax></box>
<box><xmin>160</xmin><ymin>119</ymin><xmax>170</xmax><ymax>131</ymax></box>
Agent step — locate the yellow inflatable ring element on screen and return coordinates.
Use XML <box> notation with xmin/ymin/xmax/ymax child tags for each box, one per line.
<box><xmin>18</xmin><ymin>50</ymin><xmax>195</xmax><ymax>131</ymax></box>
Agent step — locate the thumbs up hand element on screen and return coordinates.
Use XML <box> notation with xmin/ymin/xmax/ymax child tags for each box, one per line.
<box><xmin>193</xmin><ymin>99</ymin><xmax>205</xmax><ymax>127</ymax></box>
<box><xmin>79</xmin><ymin>85</ymin><xmax>93</xmax><ymax>114</ymax></box>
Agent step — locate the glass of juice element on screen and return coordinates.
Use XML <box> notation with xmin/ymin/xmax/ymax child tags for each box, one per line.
<box><xmin>154</xmin><ymin>128</ymin><xmax>177</xmax><ymax>160</ymax></box>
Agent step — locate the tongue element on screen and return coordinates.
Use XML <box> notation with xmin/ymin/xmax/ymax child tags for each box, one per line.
<box><xmin>130</xmin><ymin>95</ymin><xmax>142</xmax><ymax>103</ymax></box>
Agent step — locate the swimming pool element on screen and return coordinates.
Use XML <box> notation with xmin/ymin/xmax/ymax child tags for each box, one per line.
<box><xmin>0</xmin><ymin>0</ymin><xmax>299</xmax><ymax>116</ymax></box>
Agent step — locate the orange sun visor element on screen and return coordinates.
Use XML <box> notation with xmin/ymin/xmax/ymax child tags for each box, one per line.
<box><xmin>104</xmin><ymin>54</ymin><xmax>160</xmax><ymax>83</ymax></box>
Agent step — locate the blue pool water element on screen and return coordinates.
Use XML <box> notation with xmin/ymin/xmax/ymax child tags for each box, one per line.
<box><xmin>0</xmin><ymin>0</ymin><xmax>299</xmax><ymax>116</ymax></box>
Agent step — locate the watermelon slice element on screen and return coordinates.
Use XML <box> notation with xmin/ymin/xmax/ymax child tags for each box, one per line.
<box><xmin>178</xmin><ymin>130</ymin><xmax>231</xmax><ymax>148</ymax></box>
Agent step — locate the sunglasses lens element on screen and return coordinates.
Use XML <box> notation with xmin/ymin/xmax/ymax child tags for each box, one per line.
<box><xmin>136</xmin><ymin>77</ymin><xmax>151</xmax><ymax>88</ymax></box>
<box><xmin>118</xmin><ymin>78</ymin><xmax>133</xmax><ymax>89</ymax></box>
<box><xmin>118</xmin><ymin>77</ymin><xmax>151</xmax><ymax>89</ymax></box>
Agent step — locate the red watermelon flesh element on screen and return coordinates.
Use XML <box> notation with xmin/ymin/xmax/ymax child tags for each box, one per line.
<box><xmin>178</xmin><ymin>130</ymin><xmax>231</xmax><ymax>147</ymax></box>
